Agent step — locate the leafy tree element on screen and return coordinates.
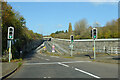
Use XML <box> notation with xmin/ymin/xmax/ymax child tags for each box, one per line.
<box><xmin>68</xmin><ymin>22</ymin><xmax>72</xmax><ymax>35</ymax></box>
<box><xmin>65</xmin><ymin>30</ymin><xmax>67</xmax><ymax>33</ymax></box>
<box><xmin>2</xmin><ymin>2</ymin><xmax>43</xmax><ymax>58</ymax></box>
<box><xmin>74</xmin><ymin>19</ymin><xmax>88</xmax><ymax>38</ymax></box>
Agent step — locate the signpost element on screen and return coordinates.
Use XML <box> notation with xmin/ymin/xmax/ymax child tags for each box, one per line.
<box><xmin>43</xmin><ymin>46</ymin><xmax>46</xmax><ymax>51</ymax></box>
<box><xmin>8</xmin><ymin>27</ymin><xmax>14</xmax><ymax>62</ymax></box>
<box><xmin>92</xmin><ymin>28</ymin><xmax>97</xmax><ymax>59</ymax></box>
<box><xmin>70</xmin><ymin>35</ymin><xmax>74</xmax><ymax>57</ymax></box>
<box><xmin>52</xmin><ymin>45</ymin><xmax>55</xmax><ymax>53</ymax></box>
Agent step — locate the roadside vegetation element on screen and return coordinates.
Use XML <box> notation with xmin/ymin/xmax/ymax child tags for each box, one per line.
<box><xmin>1</xmin><ymin>2</ymin><xmax>43</xmax><ymax>60</ymax></box>
<box><xmin>50</xmin><ymin>18</ymin><xmax>119</xmax><ymax>39</ymax></box>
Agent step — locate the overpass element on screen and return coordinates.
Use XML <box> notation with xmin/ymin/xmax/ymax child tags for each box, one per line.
<box><xmin>43</xmin><ymin>37</ymin><xmax>52</xmax><ymax>41</ymax></box>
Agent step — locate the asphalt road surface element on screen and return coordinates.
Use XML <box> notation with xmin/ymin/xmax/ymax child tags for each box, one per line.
<box><xmin>8</xmin><ymin>44</ymin><xmax>118</xmax><ymax>79</ymax></box>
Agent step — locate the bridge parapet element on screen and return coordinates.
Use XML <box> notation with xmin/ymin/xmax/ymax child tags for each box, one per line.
<box><xmin>51</xmin><ymin>38</ymin><xmax>120</xmax><ymax>54</ymax></box>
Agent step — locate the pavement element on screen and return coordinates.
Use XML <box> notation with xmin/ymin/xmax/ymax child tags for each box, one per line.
<box><xmin>6</xmin><ymin>44</ymin><xmax>118</xmax><ymax>79</ymax></box>
<box><xmin>1</xmin><ymin>62</ymin><xmax>19</xmax><ymax>80</ymax></box>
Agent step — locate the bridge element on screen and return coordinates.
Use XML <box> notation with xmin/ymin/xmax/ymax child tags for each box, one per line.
<box><xmin>43</xmin><ymin>37</ymin><xmax>52</xmax><ymax>41</ymax></box>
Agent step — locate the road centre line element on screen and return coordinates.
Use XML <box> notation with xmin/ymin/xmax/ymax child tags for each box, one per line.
<box><xmin>75</xmin><ymin>68</ymin><xmax>100</xmax><ymax>79</ymax></box>
<box><xmin>24</xmin><ymin>61</ymin><xmax>91</xmax><ymax>65</ymax></box>
<box><xmin>58</xmin><ymin>62</ymin><xmax>69</xmax><ymax>67</ymax></box>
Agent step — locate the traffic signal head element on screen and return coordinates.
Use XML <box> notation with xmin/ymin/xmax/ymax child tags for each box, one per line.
<box><xmin>8</xmin><ymin>27</ymin><xmax>14</xmax><ymax>39</ymax></box>
<box><xmin>93</xmin><ymin>29</ymin><xmax>96</xmax><ymax>38</ymax></box>
<box><xmin>92</xmin><ymin>28</ymin><xmax>97</xmax><ymax>39</ymax></box>
<box><xmin>70</xmin><ymin>35</ymin><xmax>74</xmax><ymax>42</ymax></box>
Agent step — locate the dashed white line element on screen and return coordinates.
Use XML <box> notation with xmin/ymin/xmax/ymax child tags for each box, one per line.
<box><xmin>75</xmin><ymin>68</ymin><xmax>100</xmax><ymax>79</ymax></box>
<box><xmin>58</xmin><ymin>62</ymin><xmax>69</xmax><ymax>67</ymax></box>
<box><xmin>43</xmin><ymin>77</ymin><xmax>51</xmax><ymax>78</ymax></box>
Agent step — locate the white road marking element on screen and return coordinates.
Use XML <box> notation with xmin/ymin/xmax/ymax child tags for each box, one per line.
<box><xmin>24</xmin><ymin>61</ymin><xmax>91</xmax><ymax>65</ymax></box>
<box><xmin>24</xmin><ymin>62</ymin><xmax>59</xmax><ymax>65</ymax></box>
<box><xmin>46</xmin><ymin>59</ymin><xmax>50</xmax><ymax>61</ymax></box>
<box><xmin>61</xmin><ymin>61</ymin><xmax>91</xmax><ymax>63</ymax></box>
<box><xmin>48</xmin><ymin>77</ymin><xmax>51</xmax><ymax>78</ymax></box>
<box><xmin>58</xmin><ymin>62</ymin><xmax>69</xmax><ymax>67</ymax></box>
<box><xmin>43</xmin><ymin>77</ymin><xmax>51</xmax><ymax>78</ymax></box>
<box><xmin>75</xmin><ymin>68</ymin><xmax>100</xmax><ymax>79</ymax></box>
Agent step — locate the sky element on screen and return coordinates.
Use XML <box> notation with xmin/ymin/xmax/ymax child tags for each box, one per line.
<box><xmin>8</xmin><ymin>2</ymin><xmax>118</xmax><ymax>35</ymax></box>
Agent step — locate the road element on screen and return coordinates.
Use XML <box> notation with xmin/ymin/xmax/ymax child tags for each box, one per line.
<box><xmin>7</xmin><ymin>43</ymin><xmax>118</xmax><ymax>79</ymax></box>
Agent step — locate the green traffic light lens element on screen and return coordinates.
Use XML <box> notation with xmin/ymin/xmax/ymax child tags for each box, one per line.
<box><xmin>9</xmin><ymin>36</ymin><xmax>12</xmax><ymax>38</ymax></box>
<box><xmin>94</xmin><ymin>36</ymin><xmax>96</xmax><ymax>38</ymax></box>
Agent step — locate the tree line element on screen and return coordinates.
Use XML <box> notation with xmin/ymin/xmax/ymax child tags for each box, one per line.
<box><xmin>1</xmin><ymin>2</ymin><xmax>43</xmax><ymax>58</ymax></box>
<box><xmin>50</xmin><ymin>18</ymin><xmax>119</xmax><ymax>39</ymax></box>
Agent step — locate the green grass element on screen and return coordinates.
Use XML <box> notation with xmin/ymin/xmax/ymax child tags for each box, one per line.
<box><xmin>63</xmin><ymin>56</ymin><xmax>74</xmax><ymax>59</ymax></box>
<box><xmin>11</xmin><ymin>58</ymin><xmax>23</xmax><ymax>62</ymax></box>
<box><xmin>18</xmin><ymin>62</ymin><xmax>22</xmax><ymax>67</ymax></box>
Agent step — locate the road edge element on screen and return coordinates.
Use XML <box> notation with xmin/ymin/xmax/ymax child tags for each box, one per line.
<box><xmin>1</xmin><ymin>62</ymin><xmax>22</xmax><ymax>80</ymax></box>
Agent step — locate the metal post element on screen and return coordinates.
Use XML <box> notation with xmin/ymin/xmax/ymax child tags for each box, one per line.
<box><xmin>70</xmin><ymin>43</ymin><xmax>73</xmax><ymax>57</ymax></box>
<box><xmin>9</xmin><ymin>40</ymin><xmax>11</xmax><ymax>62</ymax></box>
<box><xmin>94</xmin><ymin>39</ymin><xmax>96</xmax><ymax>59</ymax></box>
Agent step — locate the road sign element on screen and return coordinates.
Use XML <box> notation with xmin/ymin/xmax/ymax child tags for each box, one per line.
<box><xmin>8</xmin><ymin>27</ymin><xmax>14</xmax><ymax>39</ymax></box>
<box><xmin>43</xmin><ymin>46</ymin><xmax>46</xmax><ymax>50</ymax></box>
<box><xmin>52</xmin><ymin>45</ymin><xmax>55</xmax><ymax>52</ymax></box>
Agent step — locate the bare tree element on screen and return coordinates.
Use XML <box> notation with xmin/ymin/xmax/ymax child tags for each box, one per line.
<box><xmin>74</xmin><ymin>19</ymin><xmax>88</xmax><ymax>38</ymax></box>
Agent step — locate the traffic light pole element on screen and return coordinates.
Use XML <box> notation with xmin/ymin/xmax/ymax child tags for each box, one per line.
<box><xmin>94</xmin><ymin>39</ymin><xmax>96</xmax><ymax>59</ymax></box>
<box><xmin>9</xmin><ymin>40</ymin><xmax>11</xmax><ymax>62</ymax></box>
<box><xmin>70</xmin><ymin>42</ymin><xmax>73</xmax><ymax>57</ymax></box>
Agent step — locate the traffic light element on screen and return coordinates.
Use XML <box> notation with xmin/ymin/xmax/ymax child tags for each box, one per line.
<box><xmin>70</xmin><ymin>35</ymin><xmax>74</xmax><ymax>43</ymax></box>
<box><xmin>91</xmin><ymin>30</ymin><xmax>92</xmax><ymax>37</ymax></box>
<box><xmin>8</xmin><ymin>27</ymin><xmax>14</xmax><ymax>39</ymax></box>
<box><xmin>92</xmin><ymin>28</ymin><xmax>97</xmax><ymax>40</ymax></box>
